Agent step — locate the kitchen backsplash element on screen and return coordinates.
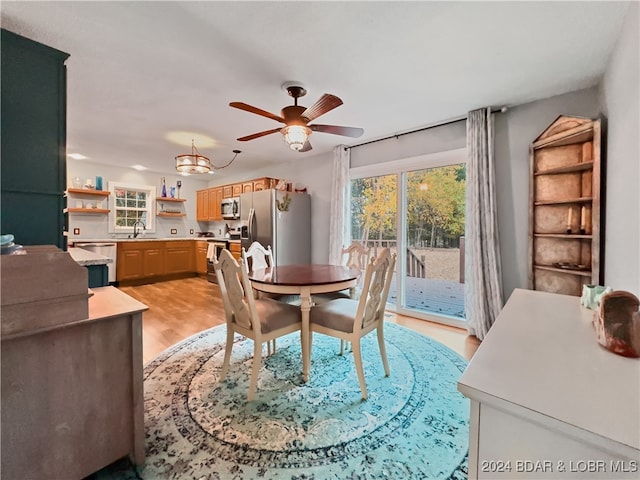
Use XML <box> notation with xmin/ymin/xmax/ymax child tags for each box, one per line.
<box><xmin>67</xmin><ymin>212</ymin><xmax>243</xmax><ymax>241</ymax></box>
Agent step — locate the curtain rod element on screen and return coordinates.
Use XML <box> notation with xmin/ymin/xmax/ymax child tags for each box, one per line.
<box><xmin>345</xmin><ymin>107</ymin><xmax>506</xmax><ymax>151</ymax></box>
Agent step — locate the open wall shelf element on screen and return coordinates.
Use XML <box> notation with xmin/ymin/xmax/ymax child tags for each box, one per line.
<box><xmin>67</xmin><ymin>188</ymin><xmax>110</xmax><ymax>197</ymax></box>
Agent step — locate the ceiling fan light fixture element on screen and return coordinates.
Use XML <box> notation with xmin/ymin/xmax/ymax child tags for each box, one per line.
<box><xmin>282</xmin><ymin>125</ymin><xmax>311</xmax><ymax>151</ymax></box>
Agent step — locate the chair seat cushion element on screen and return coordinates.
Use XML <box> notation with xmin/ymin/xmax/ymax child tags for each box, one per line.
<box><xmin>254</xmin><ymin>298</ymin><xmax>301</xmax><ymax>333</ymax></box>
<box><xmin>312</xmin><ymin>286</ymin><xmax>364</xmax><ymax>305</ymax></box>
<box><xmin>310</xmin><ymin>298</ymin><xmax>359</xmax><ymax>333</ymax></box>
<box><xmin>261</xmin><ymin>292</ymin><xmax>302</xmax><ymax>306</ymax></box>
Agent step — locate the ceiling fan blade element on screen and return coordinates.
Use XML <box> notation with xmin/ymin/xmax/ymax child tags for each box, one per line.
<box><xmin>309</xmin><ymin>124</ymin><xmax>364</xmax><ymax>138</ymax></box>
<box><xmin>237</xmin><ymin>128</ymin><xmax>282</xmax><ymax>141</ymax></box>
<box><xmin>299</xmin><ymin>140</ymin><xmax>312</xmax><ymax>152</ymax></box>
<box><xmin>301</xmin><ymin>94</ymin><xmax>343</xmax><ymax>122</ymax></box>
<box><xmin>229</xmin><ymin>102</ymin><xmax>285</xmax><ymax>123</ymax></box>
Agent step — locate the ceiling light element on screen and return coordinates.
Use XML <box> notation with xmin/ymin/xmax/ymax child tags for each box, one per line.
<box><xmin>175</xmin><ymin>140</ymin><xmax>241</xmax><ymax>174</ymax></box>
<box><xmin>67</xmin><ymin>153</ymin><xmax>88</xmax><ymax>160</ymax></box>
<box><xmin>282</xmin><ymin>125</ymin><xmax>311</xmax><ymax>151</ymax></box>
<box><xmin>132</xmin><ymin>164</ymin><xmax>148</xmax><ymax>171</ymax></box>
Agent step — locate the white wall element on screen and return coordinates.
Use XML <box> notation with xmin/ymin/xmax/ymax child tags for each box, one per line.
<box><xmin>68</xmin><ymin>3</ymin><xmax>639</xmax><ymax>296</ymax></box>
<box><xmin>344</xmin><ymin>90</ymin><xmax>602</xmax><ymax>300</ymax></box>
<box><xmin>495</xmin><ymin>87</ymin><xmax>601</xmax><ymax>298</ymax></box>
<box><xmin>215</xmin><ymin>154</ymin><xmax>335</xmax><ymax>263</ymax></box>
<box><xmin>600</xmin><ymin>2</ymin><xmax>640</xmax><ymax>295</ymax></box>
<box><xmin>67</xmin><ymin>160</ymin><xmax>210</xmax><ymax>240</ymax></box>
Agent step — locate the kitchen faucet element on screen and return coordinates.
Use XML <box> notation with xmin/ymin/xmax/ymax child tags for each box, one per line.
<box><xmin>133</xmin><ymin>220</ymin><xmax>146</xmax><ymax>238</ymax></box>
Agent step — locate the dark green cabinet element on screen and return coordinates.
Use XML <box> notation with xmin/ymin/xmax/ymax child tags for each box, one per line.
<box><xmin>1</xmin><ymin>29</ymin><xmax>69</xmax><ymax>249</ymax></box>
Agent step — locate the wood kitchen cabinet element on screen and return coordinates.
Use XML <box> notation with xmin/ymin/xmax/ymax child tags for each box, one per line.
<box><xmin>117</xmin><ymin>241</ymin><xmax>199</xmax><ymax>285</ymax></box>
<box><xmin>208</xmin><ymin>187</ymin><xmax>222</xmax><ymax>221</ymax></box>
<box><xmin>195</xmin><ymin>241</ymin><xmax>208</xmax><ymax>275</ymax></box>
<box><xmin>144</xmin><ymin>247</ymin><xmax>164</xmax><ymax>277</ymax></box>
<box><xmin>165</xmin><ymin>241</ymin><xmax>194</xmax><ymax>274</ymax></box>
<box><xmin>196</xmin><ymin>189</ymin><xmax>209</xmax><ymax>221</ymax></box>
<box><xmin>117</xmin><ymin>249</ymin><xmax>144</xmax><ymax>281</ymax></box>
<box><xmin>228</xmin><ymin>241</ymin><xmax>242</xmax><ymax>261</ymax></box>
<box><xmin>196</xmin><ymin>178</ymin><xmax>281</xmax><ymax>223</ymax></box>
<box><xmin>253</xmin><ymin>177</ymin><xmax>278</xmax><ymax>191</ymax></box>
<box><xmin>117</xmin><ymin>241</ymin><xmax>164</xmax><ymax>281</ymax></box>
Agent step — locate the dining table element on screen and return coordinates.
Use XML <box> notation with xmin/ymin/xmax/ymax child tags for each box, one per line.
<box><xmin>248</xmin><ymin>264</ymin><xmax>360</xmax><ymax>382</ymax></box>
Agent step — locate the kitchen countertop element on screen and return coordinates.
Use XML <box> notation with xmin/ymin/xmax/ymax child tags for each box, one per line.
<box><xmin>68</xmin><ymin>247</ymin><xmax>112</xmax><ymax>266</ymax></box>
<box><xmin>70</xmin><ymin>237</ymin><xmax>241</xmax><ymax>243</ymax></box>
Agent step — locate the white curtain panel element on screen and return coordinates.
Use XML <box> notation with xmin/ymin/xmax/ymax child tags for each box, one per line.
<box><xmin>329</xmin><ymin>145</ymin><xmax>350</xmax><ymax>265</ymax></box>
<box><xmin>465</xmin><ymin>107</ymin><xmax>504</xmax><ymax>340</ymax></box>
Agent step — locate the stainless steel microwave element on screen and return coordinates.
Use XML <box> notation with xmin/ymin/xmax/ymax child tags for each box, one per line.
<box><xmin>221</xmin><ymin>197</ymin><xmax>240</xmax><ymax>219</ymax></box>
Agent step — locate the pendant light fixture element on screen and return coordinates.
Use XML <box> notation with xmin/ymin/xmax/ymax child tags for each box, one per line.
<box><xmin>175</xmin><ymin>140</ymin><xmax>241</xmax><ymax>174</ymax></box>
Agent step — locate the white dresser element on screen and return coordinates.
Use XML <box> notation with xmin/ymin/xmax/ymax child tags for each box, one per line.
<box><xmin>458</xmin><ymin>288</ymin><xmax>640</xmax><ymax>479</ymax></box>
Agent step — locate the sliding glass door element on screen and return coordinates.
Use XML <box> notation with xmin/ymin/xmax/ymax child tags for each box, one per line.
<box><xmin>350</xmin><ymin>150</ymin><xmax>466</xmax><ymax>326</ymax></box>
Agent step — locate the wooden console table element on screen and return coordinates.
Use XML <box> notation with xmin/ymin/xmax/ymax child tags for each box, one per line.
<box><xmin>458</xmin><ymin>288</ymin><xmax>639</xmax><ymax>479</ymax></box>
<box><xmin>1</xmin><ymin>286</ymin><xmax>148</xmax><ymax>479</ymax></box>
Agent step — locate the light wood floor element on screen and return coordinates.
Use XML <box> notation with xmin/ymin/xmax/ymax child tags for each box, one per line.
<box><xmin>118</xmin><ymin>276</ymin><xmax>481</xmax><ymax>364</ymax></box>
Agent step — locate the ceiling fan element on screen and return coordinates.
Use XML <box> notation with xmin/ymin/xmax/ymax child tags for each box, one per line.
<box><xmin>229</xmin><ymin>82</ymin><xmax>364</xmax><ymax>152</ymax></box>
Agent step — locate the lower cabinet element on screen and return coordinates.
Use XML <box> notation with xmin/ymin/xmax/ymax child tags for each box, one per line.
<box><xmin>86</xmin><ymin>264</ymin><xmax>109</xmax><ymax>288</ymax></box>
<box><xmin>195</xmin><ymin>240</ymin><xmax>208</xmax><ymax>274</ymax></box>
<box><xmin>118</xmin><ymin>248</ymin><xmax>145</xmax><ymax>281</ymax></box>
<box><xmin>229</xmin><ymin>241</ymin><xmax>242</xmax><ymax>261</ymax></box>
<box><xmin>117</xmin><ymin>241</ymin><xmax>194</xmax><ymax>283</ymax></box>
<box><xmin>144</xmin><ymin>248</ymin><xmax>165</xmax><ymax>276</ymax></box>
<box><xmin>165</xmin><ymin>241</ymin><xmax>194</xmax><ymax>274</ymax></box>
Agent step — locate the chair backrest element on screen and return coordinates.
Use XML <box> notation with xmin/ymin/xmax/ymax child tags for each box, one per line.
<box><xmin>341</xmin><ymin>242</ymin><xmax>371</xmax><ymax>271</ymax></box>
<box><xmin>242</xmin><ymin>241</ymin><xmax>274</xmax><ymax>272</ymax></box>
<box><xmin>356</xmin><ymin>248</ymin><xmax>397</xmax><ymax>332</ymax></box>
<box><xmin>214</xmin><ymin>248</ymin><xmax>260</xmax><ymax>334</ymax></box>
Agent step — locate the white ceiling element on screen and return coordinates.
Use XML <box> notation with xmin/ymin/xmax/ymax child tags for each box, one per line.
<box><xmin>1</xmin><ymin>1</ymin><xmax>630</xmax><ymax>177</ymax></box>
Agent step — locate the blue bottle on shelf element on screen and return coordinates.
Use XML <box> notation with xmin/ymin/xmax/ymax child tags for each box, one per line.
<box><xmin>95</xmin><ymin>176</ymin><xmax>103</xmax><ymax>191</ymax></box>
<box><xmin>161</xmin><ymin>177</ymin><xmax>167</xmax><ymax>197</ymax></box>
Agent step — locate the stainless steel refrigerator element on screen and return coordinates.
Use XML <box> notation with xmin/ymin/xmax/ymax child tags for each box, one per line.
<box><xmin>240</xmin><ymin>190</ymin><xmax>311</xmax><ymax>266</ymax></box>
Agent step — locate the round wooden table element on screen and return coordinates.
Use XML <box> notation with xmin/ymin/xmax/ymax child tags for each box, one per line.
<box><xmin>249</xmin><ymin>264</ymin><xmax>360</xmax><ymax>382</ymax></box>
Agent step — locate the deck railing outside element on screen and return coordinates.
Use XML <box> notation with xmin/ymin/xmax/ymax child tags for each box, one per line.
<box><xmin>361</xmin><ymin>238</ymin><xmax>465</xmax><ymax>282</ymax></box>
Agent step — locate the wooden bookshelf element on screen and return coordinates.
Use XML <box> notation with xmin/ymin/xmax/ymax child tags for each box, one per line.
<box><xmin>528</xmin><ymin>115</ymin><xmax>603</xmax><ymax>296</ymax></box>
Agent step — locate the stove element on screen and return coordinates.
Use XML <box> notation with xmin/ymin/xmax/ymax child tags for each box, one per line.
<box><xmin>206</xmin><ymin>239</ymin><xmax>228</xmax><ymax>283</ymax></box>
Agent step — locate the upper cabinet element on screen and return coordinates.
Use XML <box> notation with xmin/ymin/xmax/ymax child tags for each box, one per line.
<box><xmin>196</xmin><ymin>178</ymin><xmax>279</xmax><ymax>223</ymax></box>
<box><xmin>1</xmin><ymin>29</ymin><xmax>69</xmax><ymax>249</ymax></box>
<box><xmin>196</xmin><ymin>189</ymin><xmax>209</xmax><ymax>221</ymax></box>
<box><xmin>528</xmin><ymin>115</ymin><xmax>603</xmax><ymax>296</ymax></box>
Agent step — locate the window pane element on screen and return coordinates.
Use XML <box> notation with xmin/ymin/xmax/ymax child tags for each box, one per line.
<box><xmin>111</xmin><ymin>184</ymin><xmax>153</xmax><ymax>231</ymax></box>
<box><xmin>350</xmin><ymin>174</ymin><xmax>397</xmax><ymax>306</ymax></box>
<box><xmin>404</xmin><ymin>164</ymin><xmax>466</xmax><ymax>319</ymax></box>
<box><xmin>350</xmin><ymin>162</ymin><xmax>466</xmax><ymax>324</ymax></box>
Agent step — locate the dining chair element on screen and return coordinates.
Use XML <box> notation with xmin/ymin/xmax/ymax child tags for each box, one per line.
<box><xmin>242</xmin><ymin>241</ymin><xmax>300</xmax><ymax>356</ymax></box>
<box><xmin>312</xmin><ymin>241</ymin><xmax>372</xmax><ymax>354</ymax></box>
<box><xmin>214</xmin><ymin>248</ymin><xmax>302</xmax><ymax>401</ymax></box>
<box><xmin>312</xmin><ymin>242</ymin><xmax>371</xmax><ymax>304</ymax></box>
<box><xmin>309</xmin><ymin>248</ymin><xmax>397</xmax><ymax>400</ymax></box>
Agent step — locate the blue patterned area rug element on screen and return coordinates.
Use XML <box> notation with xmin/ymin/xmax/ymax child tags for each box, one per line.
<box><xmin>95</xmin><ymin>322</ymin><xmax>469</xmax><ymax>480</ymax></box>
